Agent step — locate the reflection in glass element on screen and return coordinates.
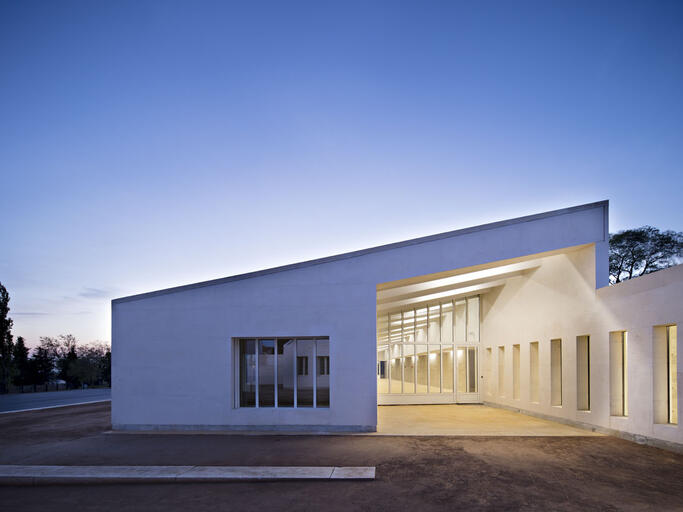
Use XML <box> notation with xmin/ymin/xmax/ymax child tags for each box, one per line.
<box><xmin>428</xmin><ymin>305</ymin><xmax>440</xmax><ymax>343</ymax></box>
<box><xmin>455</xmin><ymin>300</ymin><xmax>466</xmax><ymax>343</ymax></box>
<box><xmin>468</xmin><ymin>347</ymin><xmax>478</xmax><ymax>392</ymax></box>
<box><xmin>457</xmin><ymin>348</ymin><xmax>467</xmax><ymax>393</ymax></box>
<box><xmin>415</xmin><ymin>308</ymin><xmax>428</xmax><ymax>343</ymax></box>
<box><xmin>416</xmin><ymin>344</ymin><xmax>428</xmax><ymax>393</ymax></box>
<box><xmin>403</xmin><ymin>310</ymin><xmax>415</xmax><ymax>342</ymax></box>
<box><xmin>390</xmin><ymin>344</ymin><xmax>402</xmax><ymax>393</ymax></box>
<box><xmin>390</xmin><ymin>313</ymin><xmax>402</xmax><ymax>344</ymax></box>
<box><xmin>277</xmin><ymin>339</ymin><xmax>295</xmax><ymax>407</ymax></box>
<box><xmin>376</xmin><ymin>295</ymin><xmax>480</xmax><ymax>397</ymax></box>
<box><xmin>239</xmin><ymin>339</ymin><xmax>256</xmax><ymax>407</ymax></box>
<box><xmin>377</xmin><ymin>346</ymin><xmax>388</xmax><ymax>394</ymax></box>
<box><xmin>467</xmin><ymin>297</ymin><xmax>480</xmax><ymax>342</ymax></box>
<box><xmin>258</xmin><ymin>340</ymin><xmax>275</xmax><ymax>407</ymax></box>
<box><xmin>297</xmin><ymin>339</ymin><xmax>315</xmax><ymax>407</ymax></box>
<box><xmin>429</xmin><ymin>346</ymin><xmax>441</xmax><ymax>393</ymax></box>
<box><xmin>316</xmin><ymin>339</ymin><xmax>330</xmax><ymax>407</ymax></box>
<box><xmin>442</xmin><ymin>346</ymin><xmax>454</xmax><ymax>392</ymax></box>
<box><xmin>441</xmin><ymin>301</ymin><xmax>453</xmax><ymax>344</ymax></box>
<box><xmin>403</xmin><ymin>344</ymin><xmax>415</xmax><ymax>393</ymax></box>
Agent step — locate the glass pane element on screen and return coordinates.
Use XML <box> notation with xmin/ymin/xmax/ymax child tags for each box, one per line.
<box><xmin>316</xmin><ymin>339</ymin><xmax>330</xmax><ymax>408</ymax></box>
<box><xmin>390</xmin><ymin>313</ymin><xmax>402</xmax><ymax>344</ymax></box>
<box><xmin>377</xmin><ymin>314</ymin><xmax>389</xmax><ymax>346</ymax></box>
<box><xmin>468</xmin><ymin>347</ymin><xmax>478</xmax><ymax>392</ymax></box>
<box><xmin>297</xmin><ymin>339</ymin><xmax>314</xmax><ymax>407</ymax></box>
<box><xmin>402</xmin><ymin>310</ymin><xmax>415</xmax><ymax>343</ymax></box>
<box><xmin>239</xmin><ymin>339</ymin><xmax>256</xmax><ymax>407</ymax></box>
<box><xmin>415</xmin><ymin>308</ymin><xmax>428</xmax><ymax>343</ymax></box>
<box><xmin>428</xmin><ymin>305</ymin><xmax>440</xmax><ymax>343</ymax></box>
<box><xmin>442</xmin><ymin>345</ymin><xmax>454</xmax><ymax>392</ymax></box>
<box><xmin>402</xmin><ymin>344</ymin><xmax>415</xmax><ymax>393</ymax></box>
<box><xmin>457</xmin><ymin>348</ymin><xmax>467</xmax><ymax>393</ymax></box>
<box><xmin>454</xmin><ymin>300</ymin><xmax>466</xmax><ymax>343</ymax></box>
<box><xmin>390</xmin><ymin>344</ymin><xmax>402</xmax><ymax>393</ymax></box>
<box><xmin>377</xmin><ymin>346</ymin><xmax>389</xmax><ymax>394</ymax></box>
<box><xmin>277</xmin><ymin>339</ymin><xmax>295</xmax><ymax>407</ymax></box>
<box><xmin>467</xmin><ymin>297</ymin><xmax>480</xmax><ymax>342</ymax></box>
<box><xmin>258</xmin><ymin>339</ymin><xmax>275</xmax><ymax>407</ymax></box>
<box><xmin>441</xmin><ymin>301</ymin><xmax>453</xmax><ymax>344</ymax></box>
<box><xmin>416</xmin><ymin>344</ymin><xmax>428</xmax><ymax>393</ymax></box>
<box><xmin>429</xmin><ymin>346</ymin><xmax>441</xmax><ymax>393</ymax></box>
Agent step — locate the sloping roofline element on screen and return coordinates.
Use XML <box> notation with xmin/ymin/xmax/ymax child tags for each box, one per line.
<box><xmin>113</xmin><ymin>200</ymin><xmax>608</xmax><ymax>304</ymax></box>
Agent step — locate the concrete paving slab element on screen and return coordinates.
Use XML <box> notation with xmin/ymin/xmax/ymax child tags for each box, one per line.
<box><xmin>0</xmin><ymin>465</ymin><xmax>375</xmax><ymax>485</ymax></box>
<box><xmin>330</xmin><ymin>466</ymin><xmax>376</xmax><ymax>479</ymax></box>
<box><xmin>177</xmin><ymin>466</ymin><xmax>335</xmax><ymax>481</ymax></box>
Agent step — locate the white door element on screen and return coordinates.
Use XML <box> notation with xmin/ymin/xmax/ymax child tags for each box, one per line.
<box><xmin>456</xmin><ymin>346</ymin><xmax>480</xmax><ymax>403</ymax></box>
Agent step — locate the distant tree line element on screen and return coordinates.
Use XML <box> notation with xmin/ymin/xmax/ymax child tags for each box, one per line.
<box><xmin>0</xmin><ymin>282</ymin><xmax>111</xmax><ymax>393</ymax></box>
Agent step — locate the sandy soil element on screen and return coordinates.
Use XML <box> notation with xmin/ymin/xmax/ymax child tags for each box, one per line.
<box><xmin>0</xmin><ymin>402</ymin><xmax>682</xmax><ymax>511</ymax></box>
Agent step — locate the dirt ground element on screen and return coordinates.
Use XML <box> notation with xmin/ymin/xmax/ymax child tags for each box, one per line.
<box><xmin>1</xmin><ymin>403</ymin><xmax>682</xmax><ymax>511</ymax></box>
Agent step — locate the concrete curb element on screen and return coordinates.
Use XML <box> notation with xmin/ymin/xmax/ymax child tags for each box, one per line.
<box><xmin>0</xmin><ymin>465</ymin><xmax>376</xmax><ymax>485</ymax></box>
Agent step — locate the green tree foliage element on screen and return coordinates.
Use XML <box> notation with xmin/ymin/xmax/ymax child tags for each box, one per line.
<box><xmin>12</xmin><ymin>336</ymin><xmax>30</xmax><ymax>386</ymax></box>
<box><xmin>0</xmin><ymin>282</ymin><xmax>15</xmax><ymax>393</ymax></box>
<box><xmin>609</xmin><ymin>226</ymin><xmax>683</xmax><ymax>284</ymax></box>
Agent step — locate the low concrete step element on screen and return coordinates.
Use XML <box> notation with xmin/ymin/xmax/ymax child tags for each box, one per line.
<box><xmin>0</xmin><ymin>465</ymin><xmax>375</xmax><ymax>485</ymax></box>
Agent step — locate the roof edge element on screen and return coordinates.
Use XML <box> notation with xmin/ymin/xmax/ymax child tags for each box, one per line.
<box><xmin>112</xmin><ymin>200</ymin><xmax>609</xmax><ymax>305</ymax></box>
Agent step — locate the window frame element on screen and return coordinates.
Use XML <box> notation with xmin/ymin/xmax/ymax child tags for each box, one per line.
<box><xmin>233</xmin><ymin>337</ymin><xmax>330</xmax><ymax>409</ymax></box>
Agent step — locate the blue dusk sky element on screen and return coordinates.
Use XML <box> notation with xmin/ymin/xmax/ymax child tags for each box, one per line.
<box><xmin>1</xmin><ymin>1</ymin><xmax>682</xmax><ymax>347</ymax></box>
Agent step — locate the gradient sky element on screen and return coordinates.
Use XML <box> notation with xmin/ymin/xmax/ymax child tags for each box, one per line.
<box><xmin>1</xmin><ymin>1</ymin><xmax>682</xmax><ymax>347</ymax></box>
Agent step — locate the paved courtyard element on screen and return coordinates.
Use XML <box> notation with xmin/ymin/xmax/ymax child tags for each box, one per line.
<box><xmin>377</xmin><ymin>404</ymin><xmax>600</xmax><ymax>436</ymax></box>
<box><xmin>0</xmin><ymin>402</ymin><xmax>682</xmax><ymax>511</ymax></box>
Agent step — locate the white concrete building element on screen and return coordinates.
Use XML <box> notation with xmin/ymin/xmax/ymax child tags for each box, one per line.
<box><xmin>112</xmin><ymin>200</ymin><xmax>681</xmax><ymax>448</ymax></box>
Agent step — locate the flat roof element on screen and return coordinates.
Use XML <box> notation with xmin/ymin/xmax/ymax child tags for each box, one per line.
<box><xmin>113</xmin><ymin>200</ymin><xmax>608</xmax><ymax>304</ymax></box>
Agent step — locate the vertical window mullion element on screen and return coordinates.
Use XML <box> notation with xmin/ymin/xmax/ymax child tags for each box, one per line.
<box><xmin>401</xmin><ymin>311</ymin><xmax>404</xmax><ymax>394</ymax></box>
<box><xmin>425</xmin><ymin>304</ymin><xmax>432</xmax><ymax>393</ymax></box>
<box><xmin>255</xmin><ymin>339</ymin><xmax>259</xmax><ymax>408</ymax></box>
<box><xmin>313</xmin><ymin>339</ymin><xmax>318</xmax><ymax>408</ymax></box>
<box><xmin>293</xmin><ymin>339</ymin><xmax>298</xmax><ymax>408</ymax></box>
<box><xmin>274</xmin><ymin>339</ymin><xmax>278</xmax><ymax>408</ymax></box>
<box><xmin>439</xmin><ymin>303</ymin><xmax>443</xmax><ymax>393</ymax></box>
<box><xmin>413</xmin><ymin>308</ymin><xmax>417</xmax><ymax>393</ymax></box>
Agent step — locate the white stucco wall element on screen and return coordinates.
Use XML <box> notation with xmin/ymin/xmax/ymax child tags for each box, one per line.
<box><xmin>481</xmin><ymin>247</ymin><xmax>683</xmax><ymax>446</ymax></box>
<box><xmin>112</xmin><ymin>201</ymin><xmax>609</xmax><ymax>430</ymax></box>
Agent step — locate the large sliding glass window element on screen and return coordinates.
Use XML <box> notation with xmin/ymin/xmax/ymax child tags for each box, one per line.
<box><xmin>377</xmin><ymin>295</ymin><xmax>480</xmax><ymax>396</ymax></box>
<box><xmin>237</xmin><ymin>337</ymin><xmax>329</xmax><ymax>408</ymax></box>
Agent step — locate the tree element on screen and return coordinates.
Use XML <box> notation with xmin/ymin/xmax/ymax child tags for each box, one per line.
<box><xmin>39</xmin><ymin>334</ymin><xmax>78</xmax><ymax>384</ymax></box>
<box><xmin>28</xmin><ymin>346</ymin><xmax>55</xmax><ymax>385</ymax></box>
<box><xmin>0</xmin><ymin>282</ymin><xmax>15</xmax><ymax>393</ymax></box>
<box><xmin>609</xmin><ymin>226</ymin><xmax>683</xmax><ymax>284</ymax></box>
<box><xmin>12</xmin><ymin>336</ymin><xmax>30</xmax><ymax>387</ymax></box>
<box><xmin>62</xmin><ymin>345</ymin><xmax>79</xmax><ymax>387</ymax></box>
<box><xmin>69</xmin><ymin>343</ymin><xmax>109</xmax><ymax>387</ymax></box>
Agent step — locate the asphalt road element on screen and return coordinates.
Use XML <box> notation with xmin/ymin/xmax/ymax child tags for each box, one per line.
<box><xmin>0</xmin><ymin>388</ymin><xmax>111</xmax><ymax>413</ymax></box>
